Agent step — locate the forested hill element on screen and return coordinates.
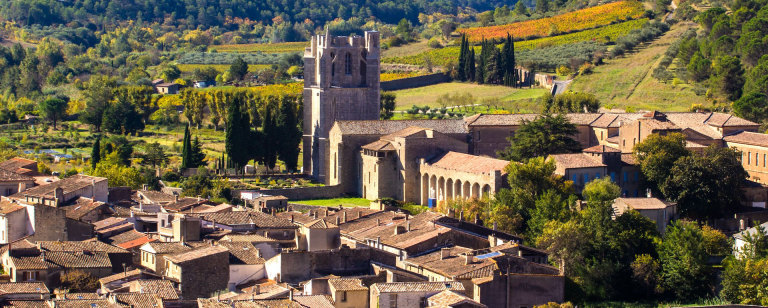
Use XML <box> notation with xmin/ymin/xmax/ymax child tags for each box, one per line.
<box><xmin>0</xmin><ymin>0</ymin><xmax>522</xmax><ymax>29</ymax></box>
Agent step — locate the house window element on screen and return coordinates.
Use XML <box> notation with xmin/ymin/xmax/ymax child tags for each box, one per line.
<box><xmin>764</xmin><ymin>154</ymin><xmax>766</xmax><ymax>167</ymax></box>
<box><xmin>757</xmin><ymin>153</ymin><xmax>760</xmax><ymax>167</ymax></box>
<box><xmin>634</xmin><ymin>190</ymin><xmax>639</xmax><ymax>197</ymax></box>
<box><xmin>595</xmin><ymin>173</ymin><xmax>600</xmax><ymax>179</ymax></box>
<box><xmin>572</xmin><ymin>174</ymin><xmax>578</xmax><ymax>183</ymax></box>
<box><xmin>583</xmin><ymin>174</ymin><xmax>589</xmax><ymax>184</ymax></box>
<box><xmin>390</xmin><ymin>294</ymin><xmax>398</xmax><ymax>308</ymax></box>
<box><xmin>623</xmin><ymin>172</ymin><xmax>628</xmax><ymax>182</ymax></box>
<box><xmin>623</xmin><ymin>139</ymin><xmax>626</xmax><ymax>147</ymax></box>
<box><xmin>610</xmin><ymin>172</ymin><xmax>616</xmax><ymax>182</ymax></box>
<box><xmin>600</xmin><ymin>131</ymin><xmax>604</xmax><ymax>140</ymax></box>
<box><xmin>341</xmin><ymin>291</ymin><xmax>347</xmax><ymax>302</ymax></box>
<box><xmin>345</xmin><ymin>53</ymin><xmax>352</xmax><ymax>75</ymax></box>
<box><xmin>5</xmin><ymin>189</ymin><xmax>10</xmax><ymax>196</ymax></box>
<box><xmin>634</xmin><ymin>172</ymin><xmax>639</xmax><ymax>181</ymax></box>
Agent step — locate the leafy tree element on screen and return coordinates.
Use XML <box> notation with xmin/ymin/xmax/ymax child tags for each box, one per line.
<box><xmin>143</xmin><ymin>142</ymin><xmax>168</xmax><ymax>168</ymax></box>
<box><xmin>276</xmin><ymin>95</ymin><xmax>302</xmax><ymax>172</ymax></box>
<box><xmin>126</xmin><ymin>66</ymin><xmax>150</xmax><ymax>83</ymax></box>
<box><xmin>536</xmin><ymin>0</ymin><xmax>549</xmax><ymax>13</ymax></box>
<box><xmin>380</xmin><ymin>92</ymin><xmax>396</xmax><ymax>120</ymax></box>
<box><xmin>229</xmin><ymin>56</ymin><xmax>249</xmax><ymax>81</ymax></box>
<box><xmin>498</xmin><ymin>114</ymin><xmax>582</xmax><ymax>161</ymax></box>
<box><xmin>745</xmin><ymin>55</ymin><xmax>768</xmax><ymax>96</ymax></box>
<box><xmin>37</xmin><ymin>98</ymin><xmax>68</xmax><ymax>130</ymax></box>
<box><xmin>102</xmin><ymin>94</ymin><xmax>145</xmax><ymax>135</ymax></box>
<box><xmin>631</xmin><ymin>254</ymin><xmax>661</xmax><ymax>297</ymax></box>
<box><xmin>114</xmin><ymin>85</ymin><xmax>155</xmax><ymax>124</ymax></box>
<box><xmin>193</xmin><ymin>66</ymin><xmax>219</xmax><ymax>82</ymax></box>
<box><xmin>658</xmin><ymin>221</ymin><xmax>717</xmax><ymax>300</ymax></box>
<box><xmin>712</xmin><ymin>55</ymin><xmax>745</xmax><ymax>101</ymax></box>
<box><xmin>541</xmin><ymin>92</ymin><xmax>600</xmax><ymax>113</ymax></box>
<box><xmin>632</xmin><ymin>133</ymin><xmax>690</xmax><ymax>194</ymax></box>
<box><xmin>662</xmin><ymin>146</ymin><xmax>747</xmax><ymax>220</ymax></box>
<box><xmin>537</xmin><ymin>219</ymin><xmax>587</xmax><ymax>275</ymax></box>
<box><xmin>90</xmin><ymin>152</ymin><xmax>144</xmax><ymax>188</ymax></box>
<box><xmin>733</xmin><ymin>92</ymin><xmax>768</xmax><ymax>122</ymax></box>
<box><xmin>515</xmin><ymin>0</ymin><xmax>528</xmax><ymax>15</ymax></box>
<box><xmin>527</xmin><ymin>189</ymin><xmax>576</xmax><ymax>241</ymax></box>
<box><xmin>395</xmin><ymin>18</ymin><xmax>412</xmax><ymax>41</ymax></box>
<box><xmin>60</xmin><ymin>270</ymin><xmax>100</xmax><ymax>292</ymax></box>
<box><xmin>687</xmin><ymin>52</ymin><xmax>712</xmax><ymax>82</ymax></box>
<box><xmin>80</xmin><ymin>75</ymin><xmax>117</xmax><ymax>131</ymax></box>
<box><xmin>180</xmin><ymin>88</ymin><xmax>208</xmax><ymax>128</ymax></box>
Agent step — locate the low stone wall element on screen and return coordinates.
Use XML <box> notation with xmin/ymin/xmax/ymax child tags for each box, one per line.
<box><xmin>237</xmin><ymin>185</ymin><xmax>344</xmax><ymax>200</ymax></box>
<box><xmin>381</xmin><ymin>73</ymin><xmax>451</xmax><ymax>91</ymax></box>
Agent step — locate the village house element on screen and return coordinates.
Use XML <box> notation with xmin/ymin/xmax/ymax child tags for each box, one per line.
<box><xmin>219</xmin><ymin>233</ymin><xmax>283</xmax><ymax>260</ymax></box>
<box><xmin>99</xmin><ymin>268</ymin><xmax>160</xmax><ymax>293</ymax></box>
<box><xmin>0</xmin><ymin>282</ymin><xmax>50</xmax><ymax>301</ymax></box>
<box><xmin>0</xmin><ymin>169</ymin><xmax>36</xmax><ymax>198</ymax></box>
<box><xmin>157</xmin><ymin>213</ymin><xmax>201</xmax><ymax>242</ymax></box>
<box><xmin>326</xmin><ymin>278</ymin><xmax>368</xmax><ymax>308</ymax></box>
<box><xmin>612</xmin><ymin>197</ymin><xmax>677</xmax><ymax>234</ymax></box>
<box><xmin>139</xmin><ymin>242</ymin><xmax>193</xmax><ymax>274</ymax></box>
<box><xmin>35</xmin><ymin>240</ymin><xmax>132</xmax><ymax>273</ymax></box>
<box><xmin>369</xmin><ymin>281</ymin><xmax>466</xmax><ymax>308</ymax></box>
<box><xmin>733</xmin><ymin>221</ymin><xmax>768</xmax><ymax>258</ymax></box>
<box><xmin>196</xmin><ymin>211</ymin><xmax>298</xmax><ymax>241</ymax></box>
<box><xmin>253</xmin><ymin>195</ymin><xmax>289</xmax><ymax>211</ymax></box>
<box><xmin>295</xmin><ymin>219</ymin><xmax>341</xmax><ymax>252</ymax></box>
<box><xmin>163</xmin><ymin>245</ymin><xmax>230</xmax><ymax>299</ymax></box>
<box><xmin>129</xmin><ymin>279</ymin><xmax>180</xmax><ymax>302</ymax></box>
<box><xmin>217</xmin><ymin>241</ymin><xmax>266</xmax><ymax>290</ymax></box>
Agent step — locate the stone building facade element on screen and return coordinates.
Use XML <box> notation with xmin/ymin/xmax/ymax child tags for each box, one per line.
<box><xmin>303</xmin><ymin>31</ymin><xmax>381</xmax><ymax>183</ymax></box>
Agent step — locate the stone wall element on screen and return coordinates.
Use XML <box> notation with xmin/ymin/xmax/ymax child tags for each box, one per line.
<box><xmin>265</xmin><ymin>246</ymin><xmax>396</xmax><ymax>283</ymax></box>
<box><xmin>380</xmin><ymin>73</ymin><xmax>451</xmax><ymax>91</ymax></box>
<box><xmin>108</xmin><ymin>186</ymin><xmax>133</xmax><ymax>203</ymax></box>
<box><xmin>178</xmin><ymin>249</ymin><xmax>230</xmax><ymax>299</ymax></box>
<box><xmin>242</xmin><ymin>185</ymin><xmax>344</xmax><ymax>200</ymax></box>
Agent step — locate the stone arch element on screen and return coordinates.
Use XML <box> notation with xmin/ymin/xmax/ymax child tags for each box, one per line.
<box><xmin>430</xmin><ymin>175</ymin><xmax>437</xmax><ymax>200</ymax></box>
<box><xmin>472</xmin><ymin>183</ymin><xmax>481</xmax><ymax>198</ymax></box>
<box><xmin>462</xmin><ymin>182</ymin><xmax>471</xmax><ymax>199</ymax></box>
<box><xmin>446</xmin><ymin>178</ymin><xmax>454</xmax><ymax>201</ymax></box>
<box><xmin>482</xmin><ymin>184</ymin><xmax>492</xmax><ymax>197</ymax></box>
<box><xmin>437</xmin><ymin>177</ymin><xmax>446</xmax><ymax>201</ymax></box>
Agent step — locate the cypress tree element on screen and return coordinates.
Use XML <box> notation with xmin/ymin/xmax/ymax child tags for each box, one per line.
<box><xmin>467</xmin><ymin>48</ymin><xmax>476</xmax><ymax>83</ymax></box>
<box><xmin>226</xmin><ymin>92</ymin><xmax>251</xmax><ymax>175</ymax></box>
<box><xmin>503</xmin><ymin>33</ymin><xmax>517</xmax><ymax>87</ymax></box>
<box><xmin>91</xmin><ymin>137</ymin><xmax>101</xmax><ymax>169</ymax></box>
<box><xmin>181</xmin><ymin>124</ymin><xmax>190</xmax><ymax>168</ymax></box>
<box><xmin>485</xmin><ymin>46</ymin><xmax>502</xmax><ymax>85</ymax></box>
<box><xmin>477</xmin><ymin>39</ymin><xmax>487</xmax><ymax>84</ymax></box>
<box><xmin>457</xmin><ymin>35</ymin><xmax>467</xmax><ymax>81</ymax></box>
<box><xmin>262</xmin><ymin>105</ymin><xmax>278</xmax><ymax>171</ymax></box>
<box><xmin>276</xmin><ymin>95</ymin><xmax>302</xmax><ymax>172</ymax></box>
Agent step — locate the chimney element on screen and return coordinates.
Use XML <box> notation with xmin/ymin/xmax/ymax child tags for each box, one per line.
<box><xmin>335</xmin><ymin>216</ymin><xmax>340</xmax><ymax>225</ymax></box>
<box><xmin>313</xmin><ymin>211</ymin><xmax>318</xmax><ymax>219</ymax></box>
<box><xmin>342</xmin><ymin>212</ymin><xmax>347</xmax><ymax>223</ymax></box>
<box><xmin>463</xmin><ymin>254</ymin><xmax>472</xmax><ymax>265</ymax></box>
<box><xmin>407</xmin><ymin>221</ymin><xmax>411</xmax><ymax>232</ymax></box>
<box><xmin>53</xmin><ymin>187</ymin><xmax>64</xmax><ymax>206</ymax></box>
<box><xmin>289</xmin><ymin>291</ymin><xmax>293</xmax><ymax>301</ymax></box>
<box><xmin>357</xmin><ymin>210</ymin><xmax>361</xmax><ymax>219</ymax></box>
<box><xmin>253</xmin><ymin>285</ymin><xmax>260</xmax><ymax>295</ymax></box>
<box><xmin>474</xmin><ymin>214</ymin><xmax>480</xmax><ymax>225</ymax></box>
<box><xmin>646</xmin><ymin>189</ymin><xmax>652</xmax><ymax>198</ymax></box>
<box><xmin>211</xmin><ymin>219</ymin><xmax>216</xmax><ymax>231</ymax></box>
<box><xmin>91</xmin><ymin>179</ymin><xmax>95</xmax><ymax>198</ymax></box>
<box><xmin>18</xmin><ymin>182</ymin><xmax>26</xmax><ymax>193</ymax></box>
<box><xmin>376</xmin><ymin>219</ymin><xmax>380</xmax><ymax>226</ymax></box>
<box><xmin>290</xmin><ymin>215</ymin><xmax>294</xmax><ymax>223</ymax></box>
<box><xmin>142</xmin><ymin>184</ymin><xmax>148</xmax><ymax>191</ymax></box>
<box><xmin>440</xmin><ymin>248</ymin><xmax>450</xmax><ymax>260</ymax></box>
<box><xmin>271</xmin><ymin>208</ymin><xmax>275</xmax><ymax>216</ymax></box>
<box><xmin>175</xmin><ymin>195</ymin><xmax>179</xmax><ymax>202</ymax></box>
<box><xmin>394</xmin><ymin>225</ymin><xmax>405</xmax><ymax>235</ymax></box>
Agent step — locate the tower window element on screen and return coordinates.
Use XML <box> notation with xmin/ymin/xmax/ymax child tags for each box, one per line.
<box><xmin>345</xmin><ymin>53</ymin><xmax>352</xmax><ymax>75</ymax></box>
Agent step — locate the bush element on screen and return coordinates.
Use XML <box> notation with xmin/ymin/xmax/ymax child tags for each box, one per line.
<box><xmin>556</xmin><ymin>65</ymin><xmax>573</xmax><ymax>76</ymax></box>
<box><xmin>428</xmin><ymin>38</ymin><xmax>443</xmax><ymax>49</ymax></box>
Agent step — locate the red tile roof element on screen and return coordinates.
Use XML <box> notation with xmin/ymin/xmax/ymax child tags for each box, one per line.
<box><xmin>427</xmin><ymin>151</ymin><xmax>509</xmax><ymax>175</ymax></box>
<box><xmin>724</xmin><ymin>131</ymin><xmax>768</xmax><ymax>147</ymax></box>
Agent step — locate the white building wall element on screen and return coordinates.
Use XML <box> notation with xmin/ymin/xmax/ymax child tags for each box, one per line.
<box><xmin>0</xmin><ymin>209</ymin><xmax>28</xmax><ymax>243</ymax></box>
<box><xmin>229</xmin><ymin>264</ymin><xmax>266</xmax><ymax>287</ymax></box>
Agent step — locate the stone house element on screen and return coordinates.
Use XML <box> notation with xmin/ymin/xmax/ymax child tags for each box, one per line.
<box><xmin>328</xmin><ymin>278</ymin><xmax>368</xmax><ymax>308</ymax></box>
<box><xmin>548</xmin><ymin>153</ymin><xmax>607</xmax><ymax>193</ymax></box>
<box><xmin>472</xmin><ymin>271</ymin><xmax>564</xmax><ymax>308</ymax></box>
<box><xmin>219</xmin><ymin>233</ymin><xmax>282</xmax><ymax>260</ymax></box>
<box><xmin>550</xmin><ymin>145</ymin><xmax>641</xmax><ymax>196</ymax></box>
<box><xmin>254</xmin><ymin>195</ymin><xmax>289</xmax><ymax>211</ymax></box>
<box><xmin>35</xmin><ymin>240</ymin><xmax>131</xmax><ymax>273</ymax></box>
<box><xmin>264</xmin><ymin>246</ymin><xmax>396</xmax><ymax>284</ymax></box>
<box><xmin>0</xmin><ymin>158</ymin><xmax>39</xmax><ymax>177</ymax></box>
<box><xmin>0</xmin><ymin>169</ymin><xmax>35</xmax><ymax>198</ymax></box>
<box><xmin>155</xmin><ymin>82</ymin><xmax>179</xmax><ymax>94</ymax></box>
<box><xmin>612</xmin><ymin>197</ymin><xmax>677</xmax><ymax>234</ymax></box>
<box><xmin>369</xmin><ymin>281</ymin><xmax>465</xmax><ymax>308</ymax></box>
<box><xmin>426</xmin><ymin>290</ymin><xmax>486</xmax><ymax>308</ymax></box>
<box><xmin>296</xmin><ymin>219</ymin><xmax>340</xmax><ymax>252</ymax></box>
<box><xmin>139</xmin><ymin>242</ymin><xmax>192</xmax><ymax>274</ymax></box>
<box><xmin>417</xmin><ymin>151</ymin><xmax>509</xmax><ymax>206</ymax></box>
<box><xmin>10</xmin><ymin>174</ymin><xmax>109</xmax><ymax>204</ymax></box>
<box><xmin>128</xmin><ymin>279</ymin><xmax>180</xmax><ymax>302</ymax></box>
<box><xmin>733</xmin><ymin>221</ymin><xmax>768</xmax><ymax>258</ymax></box>
<box><xmin>163</xmin><ymin>245</ymin><xmax>230</xmax><ymax>299</ymax></box>
<box><xmin>0</xmin><ymin>200</ymin><xmax>28</xmax><ymax>244</ymax></box>
<box><xmin>4</xmin><ymin>250</ymin><xmax>113</xmax><ymax>286</ymax></box>
<box><xmin>217</xmin><ymin>241</ymin><xmax>266</xmax><ymax>290</ymax></box>
<box><xmin>723</xmin><ymin>131</ymin><xmax>768</xmax><ymax>206</ymax></box>
<box><xmin>157</xmin><ymin>213</ymin><xmax>201</xmax><ymax>242</ymax></box>
<box><xmin>57</xmin><ymin>197</ymin><xmax>111</xmax><ymax>224</ymax></box>
<box><xmin>99</xmin><ymin>269</ymin><xmax>159</xmax><ymax>293</ymax></box>
<box><xmin>0</xmin><ymin>282</ymin><xmax>50</xmax><ymax>300</ymax></box>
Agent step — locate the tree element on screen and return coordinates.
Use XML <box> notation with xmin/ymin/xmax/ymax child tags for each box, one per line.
<box><xmin>659</xmin><ymin>221</ymin><xmax>716</xmax><ymax>300</ymax></box>
<box><xmin>662</xmin><ymin>146</ymin><xmax>747</xmax><ymax>220</ymax></box>
<box><xmin>395</xmin><ymin>18</ymin><xmax>412</xmax><ymax>41</ymax></box>
<box><xmin>276</xmin><ymin>95</ymin><xmax>302</xmax><ymax>172</ymax></box>
<box><xmin>536</xmin><ymin>0</ymin><xmax>549</xmax><ymax>13</ymax></box>
<box><xmin>498</xmin><ymin>114</ymin><xmax>582</xmax><ymax>161</ymax></box>
<box><xmin>181</xmin><ymin>88</ymin><xmax>208</xmax><ymax>128</ymax></box>
<box><xmin>713</xmin><ymin>55</ymin><xmax>745</xmax><ymax>101</ymax></box>
<box><xmin>733</xmin><ymin>92</ymin><xmax>768</xmax><ymax>122</ymax></box>
<box><xmin>181</xmin><ymin>124</ymin><xmax>191</xmax><ymax>168</ymax></box>
<box><xmin>101</xmin><ymin>95</ymin><xmax>145</xmax><ymax>135</ymax></box>
<box><xmin>502</xmin><ymin>34</ymin><xmax>516</xmax><ymax>87</ymax></box>
<box><xmin>687</xmin><ymin>52</ymin><xmax>712</xmax><ymax>82</ymax></box>
<box><xmin>60</xmin><ymin>270</ymin><xmax>100</xmax><ymax>292</ymax></box>
<box><xmin>80</xmin><ymin>75</ymin><xmax>117</xmax><ymax>131</ymax></box>
<box><xmin>541</xmin><ymin>92</ymin><xmax>601</xmax><ymax>113</ymax></box>
<box><xmin>632</xmin><ymin>133</ymin><xmax>690</xmax><ymax>194</ymax></box>
<box><xmin>230</xmin><ymin>56</ymin><xmax>249</xmax><ymax>81</ymax></box>
<box><xmin>262</xmin><ymin>105</ymin><xmax>278</xmax><ymax>170</ymax></box>
<box><xmin>458</xmin><ymin>35</ymin><xmax>467</xmax><ymax>81</ymax></box>
<box><xmin>90</xmin><ymin>152</ymin><xmax>144</xmax><ymax>188</ymax></box>
<box><xmin>631</xmin><ymin>254</ymin><xmax>661</xmax><ymax>297</ymax></box>
<box><xmin>143</xmin><ymin>142</ymin><xmax>168</xmax><ymax>168</ymax></box>
<box><xmin>466</xmin><ymin>47</ymin><xmax>476</xmax><ymax>82</ymax></box>
<box><xmin>515</xmin><ymin>0</ymin><xmax>528</xmax><ymax>16</ymax></box>
<box><xmin>380</xmin><ymin>92</ymin><xmax>396</xmax><ymax>120</ymax></box>
<box><xmin>225</xmin><ymin>92</ymin><xmax>252</xmax><ymax>175</ymax></box>
<box><xmin>37</xmin><ymin>98</ymin><xmax>68</xmax><ymax>130</ymax></box>
<box><xmin>91</xmin><ymin>137</ymin><xmax>101</xmax><ymax>169</ymax></box>
<box><xmin>484</xmin><ymin>46</ymin><xmax>503</xmax><ymax>85</ymax></box>
<box><xmin>537</xmin><ymin>219</ymin><xmax>587</xmax><ymax>275</ymax></box>
<box><xmin>114</xmin><ymin>85</ymin><xmax>155</xmax><ymax>124</ymax></box>
<box><xmin>189</xmin><ymin>136</ymin><xmax>207</xmax><ymax>168</ymax></box>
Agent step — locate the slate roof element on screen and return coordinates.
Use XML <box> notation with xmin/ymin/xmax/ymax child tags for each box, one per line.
<box><xmin>218</xmin><ymin>242</ymin><xmax>265</xmax><ymax>265</ymax></box>
<box><xmin>724</xmin><ymin>131</ymin><xmax>768</xmax><ymax>147</ymax></box>
<box><xmin>37</xmin><ymin>241</ymin><xmax>127</xmax><ymax>254</ymax></box>
<box><xmin>372</xmin><ymin>281</ymin><xmax>465</xmax><ymax>293</ymax></box>
<box><xmin>165</xmin><ymin>245</ymin><xmax>228</xmax><ymax>264</ymax></box>
<box><xmin>328</xmin><ymin>278</ymin><xmax>367</xmax><ymax>291</ymax></box>
<box><xmin>334</xmin><ymin>120</ymin><xmax>467</xmax><ymax>135</ymax></box>
<box><xmin>197</xmin><ymin>211</ymin><xmax>296</xmax><ymax>228</ymax></box>
<box><xmin>427</xmin><ymin>151</ymin><xmax>509</xmax><ymax>174</ymax></box>
<box><xmin>0</xmin><ymin>282</ymin><xmax>49</xmax><ymax>294</ymax></box>
<box><xmin>58</xmin><ymin>197</ymin><xmax>105</xmax><ymax>220</ymax></box>
<box><xmin>549</xmin><ymin>153</ymin><xmax>605</xmax><ymax>169</ymax></box>
<box><xmin>132</xmin><ymin>280</ymin><xmax>179</xmax><ymax>300</ymax></box>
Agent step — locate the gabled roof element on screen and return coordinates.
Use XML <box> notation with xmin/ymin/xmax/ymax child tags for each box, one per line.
<box><xmin>361</xmin><ymin>140</ymin><xmax>395</xmax><ymax>151</ymax></box>
<box><xmin>428</xmin><ymin>290</ymin><xmax>487</xmax><ymax>308</ymax></box>
<box><xmin>724</xmin><ymin>131</ymin><xmax>768</xmax><ymax>147</ymax></box>
<box><xmin>103</xmin><ymin>230</ymin><xmax>146</xmax><ymax>246</ymax></box>
<box><xmin>136</xmin><ymin>190</ymin><xmax>177</xmax><ymax>203</ymax></box>
<box><xmin>10</xmin><ymin>175</ymin><xmax>106</xmax><ymax>201</ymax></box>
<box><xmin>41</xmin><ymin>251</ymin><xmax>112</xmax><ymax>269</ymax></box>
<box><xmin>705</xmin><ymin>112</ymin><xmax>759</xmax><ymax>127</ymax></box>
<box><xmin>99</xmin><ymin>269</ymin><xmax>145</xmax><ymax>285</ymax></box>
<box><xmin>0</xmin><ymin>200</ymin><xmax>26</xmax><ymax>215</ymax></box>
<box><xmin>549</xmin><ymin>153</ymin><xmax>605</xmax><ymax>169</ymax></box>
<box><xmin>57</xmin><ymin>197</ymin><xmax>106</xmax><ymax>220</ymax></box>
<box><xmin>198</xmin><ymin>299</ymin><xmax>232</xmax><ymax>308</ymax></box>
<box><xmin>220</xmin><ymin>233</ymin><xmax>276</xmax><ymax>243</ymax></box>
<box><xmin>1</xmin><ymin>301</ymin><xmax>48</xmax><ymax>308</ymax></box>
<box><xmin>218</xmin><ymin>242</ymin><xmax>265</xmax><ymax>265</ymax></box>
<box><xmin>111</xmin><ymin>292</ymin><xmax>164</xmax><ymax>308</ymax></box>
<box><xmin>37</xmin><ymin>241</ymin><xmax>127</xmax><ymax>254</ymax></box>
<box><xmin>57</xmin><ymin>293</ymin><xmax>99</xmax><ymax>300</ymax></box>
<box><xmin>131</xmin><ymin>279</ymin><xmax>179</xmax><ymax>300</ymax></box>
<box><xmin>50</xmin><ymin>299</ymin><xmax>111</xmax><ymax>308</ymax></box>
<box><xmin>292</xmin><ymin>295</ymin><xmax>335</xmax><ymax>308</ymax></box>
<box><xmin>382</xmin><ymin>126</ymin><xmax>432</xmax><ymax>140</ymax></box>
<box><xmin>197</xmin><ymin>211</ymin><xmax>296</xmax><ymax>228</ymax></box>
<box><xmin>328</xmin><ymin>278</ymin><xmax>367</xmax><ymax>291</ymax></box>
<box><xmin>0</xmin><ymin>168</ymin><xmax>35</xmax><ymax>182</ymax></box>
<box><xmin>234</xmin><ymin>299</ymin><xmax>303</xmax><ymax>308</ymax></box>
<box><xmin>614</xmin><ymin>197</ymin><xmax>674</xmax><ymax>210</ymax></box>
<box><xmin>141</xmin><ymin>242</ymin><xmax>192</xmax><ymax>255</ymax></box>
<box><xmin>306</xmin><ymin>219</ymin><xmax>337</xmax><ymax>229</ymax></box>
<box><xmin>582</xmin><ymin>145</ymin><xmax>620</xmax><ymax>153</ymax></box>
<box><xmin>0</xmin><ymin>157</ymin><xmax>37</xmax><ymax>173</ymax></box>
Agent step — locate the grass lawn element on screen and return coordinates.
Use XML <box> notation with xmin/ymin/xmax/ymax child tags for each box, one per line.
<box><xmin>382</xmin><ymin>40</ymin><xmax>436</xmax><ymax>58</ymax></box>
<box><xmin>291</xmin><ymin>197</ymin><xmax>371</xmax><ymax>207</ymax></box>
<box><xmin>569</xmin><ymin>22</ymin><xmax>710</xmax><ymax>112</ymax></box>
<box><xmin>391</xmin><ymin>82</ymin><xmax>547</xmax><ymax>111</ymax></box>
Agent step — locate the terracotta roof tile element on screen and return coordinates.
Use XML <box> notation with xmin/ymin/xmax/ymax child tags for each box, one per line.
<box><xmin>10</xmin><ymin>255</ymin><xmax>61</xmax><ymax>270</ymax></box>
<box><xmin>142</xmin><ymin>242</ymin><xmax>193</xmax><ymax>255</ymax></box>
<box><xmin>234</xmin><ymin>299</ymin><xmax>303</xmax><ymax>308</ymax></box>
<box><xmin>58</xmin><ymin>293</ymin><xmax>99</xmax><ymax>300</ymax></box>
<box><xmin>102</xmin><ymin>230</ymin><xmax>144</xmax><ymax>246</ymax></box>
<box><xmin>372</xmin><ymin>281</ymin><xmax>465</xmax><ymax>293</ymax></box>
<box><xmin>132</xmin><ymin>279</ymin><xmax>179</xmax><ymax>300</ymax></box>
<box><xmin>614</xmin><ymin>198</ymin><xmax>673</xmax><ymax>210</ymax></box>
<box><xmin>99</xmin><ymin>269</ymin><xmax>145</xmax><ymax>285</ymax></box>
<box><xmin>427</xmin><ymin>151</ymin><xmax>509</xmax><ymax>175</ymax></box>
<box><xmin>10</xmin><ymin>175</ymin><xmax>106</xmax><ymax>201</ymax></box>
<box><xmin>42</xmin><ymin>251</ymin><xmax>112</xmax><ymax>269</ymax></box>
<box><xmin>328</xmin><ymin>278</ymin><xmax>367</xmax><ymax>291</ymax></box>
<box><xmin>112</xmin><ymin>292</ymin><xmax>164</xmax><ymax>308</ymax></box>
<box><xmin>218</xmin><ymin>242</ymin><xmax>265</xmax><ymax>265</ymax></box>
<box><xmin>197</xmin><ymin>211</ymin><xmax>296</xmax><ymax>228</ymax></box>
<box><xmin>382</xmin><ymin>126</ymin><xmax>432</xmax><ymax>140</ymax></box>
<box><xmin>549</xmin><ymin>153</ymin><xmax>605</xmax><ymax>169</ymax></box>
<box><xmin>428</xmin><ymin>290</ymin><xmax>486</xmax><ymax>308</ymax></box>
<box><xmin>51</xmin><ymin>299</ymin><xmax>112</xmax><ymax>308</ymax></box>
<box><xmin>0</xmin><ymin>282</ymin><xmax>49</xmax><ymax>294</ymax></box>
<box><xmin>58</xmin><ymin>197</ymin><xmax>105</xmax><ymax>220</ymax></box>
<box><xmin>116</xmin><ymin>237</ymin><xmax>155</xmax><ymax>250</ymax></box>
<box><xmin>93</xmin><ymin>217</ymin><xmax>129</xmax><ymax>231</ymax></box>
<box><xmin>137</xmin><ymin>190</ymin><xmax>177</xmax><ymax>203</ymax></box>
<box><xmin>218</xmin><ymin>284</ymin><xmax>289</xmax><ymax>301</ymax></box>
<box><xmin>220</xmin><ymin>233</ymin><xmax>276</xmax><ymax>243</ymax></box>
<box><xmin>306</xmin><ymin>219</ymin><xmax>337</xmax><ymax>229</ymax></box>
<box><xmin>198</xmin><ymin>299</ymin><xmax>232</xmax><ymax>308</ymax></box>
<box><xmin>724</xmin><ymin>131</ymin><xmax>768</xmax><ymax>147</ymax></box>
<box><xmin>165</xmin><ymin>245</ymin><xmax>228</xmax><ymax>264</ymax></box>
<box><xmin>0</xmin><ymin>200</ymin><xmax>26</xmax><ymax>215</ymax></box>
<box><xmin>163</xmin><ymin>197</ymin><xmax>208</xmax><ymax>212</ymax></box>
<box><xmin>334</xmin><ymin>120</ymin><xmax>467</xmax><ymax>135</ymax></box>
<box><xmin>293</xmin><ymin>295</ymin><xmax>335</xmax><ymax>308</ymax></box>
<box><xmin>37</xmin><ymin>241</ymin><xmax>127</xmax><ymax>254</ymax></box>
<box><xmin>583</xmin><ymin>145</ymin><xmax>620</xmax><ymax>153</ymax></box>
<box><xmin>361</xmin><ymin>140</ymin><xmax>395</xmax><ymax>151</ymax></box>
<box><xmin>2</xmin><ymin>301</ymin><xmax>48</xmax><ymax>308</ymax></box>
<box><xmin>0</xmin><ymin>158</ymin><xmax>37</xmax><ymax>173</ymax></box>
<box><xmin>464</xmin><ymin>114</ymin><xmax>539</xmax><ymax>126</ymax></box>
<box><xmin>0</xmin><ymin>168</ymin><xmax>35</xmax><ymax>182</ymax></box>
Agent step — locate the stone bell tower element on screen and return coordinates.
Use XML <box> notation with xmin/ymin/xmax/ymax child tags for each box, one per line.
<box><xmin>303</xmin><ymin>31</ymin><xmax>381</xmax><ymax>183</ymax></box>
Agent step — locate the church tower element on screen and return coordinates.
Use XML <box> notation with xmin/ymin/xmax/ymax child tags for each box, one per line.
<box><xmin>303</xmin><ymin>31</ymin><xmax>381</xmax><ymax>183</ymax></box>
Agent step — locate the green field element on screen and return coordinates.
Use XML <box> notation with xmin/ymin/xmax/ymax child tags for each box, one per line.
<box><xmin>391</xmin><ymin>82</ymin><xmax>548</xmax><ymax>111</ymax></box>
<box><xmin>569</xmin><ymin>22</ymin><xmax>708</xmax><ymax>111</ymax></box>
<box><xmin>291</xmin><ymin>197</ymin><xmax>371</xmax><ymax>207</ymax></box>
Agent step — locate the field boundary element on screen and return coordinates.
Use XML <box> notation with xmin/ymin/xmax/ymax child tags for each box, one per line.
<box><xmin>381</xmin><ymin>73</ymin><xmax>451</xmax><ymax>91</ymax></box>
